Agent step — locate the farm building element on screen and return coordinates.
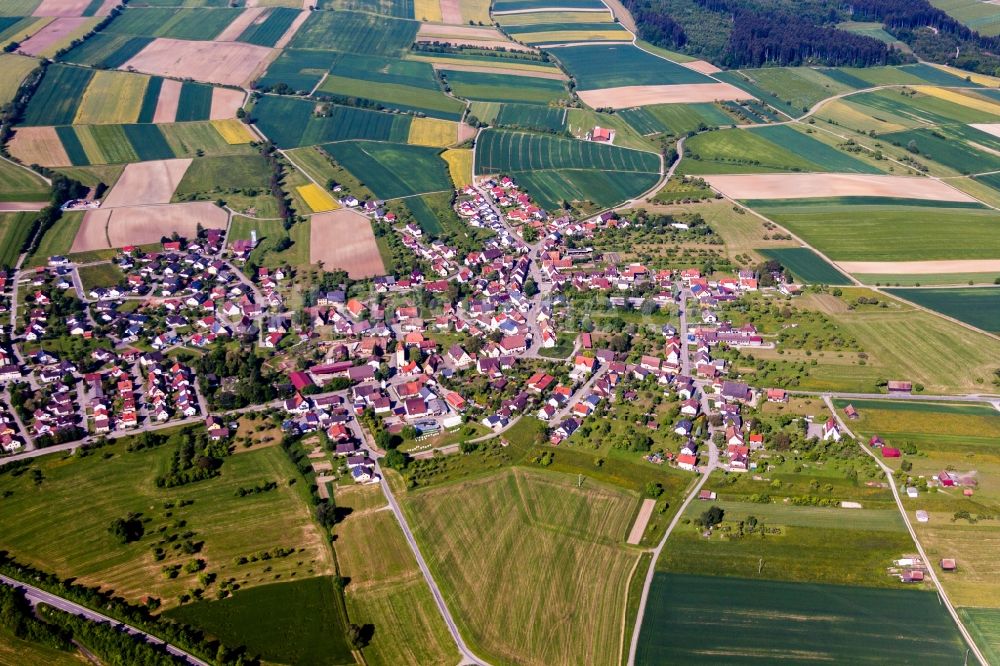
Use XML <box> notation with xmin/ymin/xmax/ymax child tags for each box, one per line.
<box><xmin>887</xmin><ymin>380</ymin><xmax>913</xmax><ymax>393</ymax></box>
<box><xmin>844</xmin><ymin>404</ymin><xmax>858</xmax><ymax>420</ymax></box>
<box><xmin>881</xmin><ymin>447</ymin><xmax>901</xmax><ymax>458</ymax></box>
<box><xmin>940</xmin><ymin>559</ymin><xmax>957</xmax><ymax>572</ymax></box>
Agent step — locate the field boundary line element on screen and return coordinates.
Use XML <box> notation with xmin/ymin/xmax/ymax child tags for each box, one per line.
<box><xmin>823</xmin><ymin>395</ymin><xmax>988</xmax><ymax>666</ymax></box>
<box><xmin>626</xmin><ymin>464</ymin><xmax>713</xmax><ymax>665</ymax></box>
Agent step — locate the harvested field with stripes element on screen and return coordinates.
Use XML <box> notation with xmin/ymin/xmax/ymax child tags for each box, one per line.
<box><xmin>578</xmin><ymin>82</ymin><xmax>752</xmax><ymax>109</ymax></box>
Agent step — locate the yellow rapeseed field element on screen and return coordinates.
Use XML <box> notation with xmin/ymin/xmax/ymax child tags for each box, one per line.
<box><xmin>442</xmin><ymin>149</ymin><xmax>472</xmax><ymax>188</ymax></box>
<box><xmin>297</xmin><ymin>183</ymin><xmax>339</xmax><ymax>213</ymax></box>
<box><xmin>408</xmin><ymin>117</ymin><xmax>457</xmax><ymax>147</ymax></box>
<box><xmin>914</xmin><ymin>86</ymin><xmax>1000</xmax><ymax>116</ymax></box>
<box><xmin>211</xmin><ymin>118</ymin><xmax>256</xmax><ymax>144</ymax></box>
<box><xmin>413</xmin><ymin>0</ymin><xmax>443</xmax><ymax>22</ymax></box>
<box><xmin>74</xmin><ymin>70</ymin><xmax>148</xmax><ymax>125</ymax></box>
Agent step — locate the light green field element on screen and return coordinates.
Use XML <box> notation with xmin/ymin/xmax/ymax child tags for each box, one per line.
<box><xmin>26</xmin><ymin>211</ymin><xmax>83</xmax><ymax>268</ymax></box>
<box><xmin>0</xmin><ymin>158</ymin><xmax>49</xmax><ymax>202</ymax></box>
<box><xmin>0</xmin><ymin>634</ymin><xmax>88</xmax><ymax>666</ymax></box>
<box><xmin>0</xmin><ymin>439</ymin><xmax>334</xmax><ymax>608</ymax></box>
<box><xmin>758</xmin><ymin>203</ymin><xmax>1000</xmax><ymax>261</ymax></box>
<box><xmin>78</xmin><ymin>262</ymin><xmax>124</xmax><ymax>291</ymax></box>
<box><xmin>0</xmin><ymin>53</ymin><xmax>36</xmax><ymax>107</ymax></box>
<box><xmin>0</xmin><ymin>212</ymin><xmax>36</xmax><ymax>267</ymax></box>
<box><xmin>333</xmin><ymin>484</ymin><xmax>459</xmax><ymax>666</ymax></box>
<box><xmin>657</xmin><ymin>473</ymin><xmax>913</xmax><ymax>588</ymax></box>
<box><xmin>73</xmin><ymin>70</ymin><xmax>149</xmax><ymax>125</ymax></box>
<box><xmin>403</xmin><ymin>468</ymin><xmax>641</xmax><ymax>666</ymax></box>
<box><xmin>786</xmin><ymin>290</ymin><xmax>1000</xmax><ymax>395</ymax></box>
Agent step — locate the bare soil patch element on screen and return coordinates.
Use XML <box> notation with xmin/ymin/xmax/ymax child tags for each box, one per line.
<box><xmin>838</xmin><ymin>259</ymin><xmax>1000</xmax><ymax>274</ymax></box>
<box><xmin>626</xmin><ymin>498</ymin><xmax>655</xmax><ymax>545</ymax></box>
<box><xmin>122</xmin><ymin>38</ymin><xmax>274</xmax><ymax>87</ymax></box>
<box><xmin>430</xmin><ymin>62</ymin><xmax>565</xmax><ymax>80</ymax></box>
<box><xmin>703</xmin><ymin>173</ymin><xmax>978</xmax><ymax>202</ymax></box>
<box><xmin>33</xmin><ymin>0</ymin><xmax>91</xmax><ymax>17</ymax></box>
<box><xmin>72</xmin><ymin>201</ymin><xmax>227</xmax><ymax>252</ymax></box>
<box><xmin>577</xmin><ymin>82</ymin><xmax>751</xmax><ymax>108</ymax></box>
<box><xmin>457</xmin><ymin>122</ymin><xmax>477</xmax><ymax>144</ymax></box>
<box><xmin>273</xmin><ymin>10</ymin><xmax>309</xmax><ymax>49</ymax></box>
<box><xmin>0</xmin><ymin>202</ymin><xmax>45</xmax><ymax>212</ymax></box>
<box><xmin>214</xmin><ymin>7</ymin><xmax>267</xmax><ymax>42</ymax></box>
<box><xmin>18</xmin><ymin>17</ymin><xmax>90</xmax><ymax>56</ymax></box>
<box><xmin>310</xmin><ymin>209</ymin><xmax>385</xmax><ymax>279</ymax></box>
<box><xmin>683</xmin><ymin>59</ymin><xmax>721</xmax><ymax>74</ymax></box>
<box><xmin>970</xmin><ymin>123</ymin><xmax>1000</xmax><ymax>138</ymax></box>
<box><xmin>7</xmin><ymin>126</ymin><xmax>70</xmax><ymax>167</ymax></box>
<box><xmin>152</xmin><ymin>78</ymin><xmax>182</xmax><ymax>123</ymax></box>
<box><xmin>101</xmin><ymin>158</ymin><xmax>193</xmax><ymax>208</ymax></box>
<box><xmin>440</xmin><ymin>0</ymin><xmax>463</xmax><ymax>24</ymax></box>
<box><xmin>209</xmin><ymin>87</ymin><xmax>245</xmax><ymax>120</ymax></box>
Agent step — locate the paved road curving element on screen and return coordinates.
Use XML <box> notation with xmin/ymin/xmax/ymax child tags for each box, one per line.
<box><xmin>0</xmin><ymin>574</ymin><xmax>209</xmax><ymax>666</ymax></box>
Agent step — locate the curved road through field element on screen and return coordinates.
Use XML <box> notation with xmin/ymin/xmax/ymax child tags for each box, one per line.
<box><xmin>0</xmin><ymin>574</ymin><xmax>209</xmax><ymax>666</ymax></box>
<box><xmin>823</xmin><ymin>396</ymin><xmax>987</xmax><ymax>666</ymax></box>
<box><xmin>373</xmin><ymin>458</ymin><xmax>492</xmax><ymax>666</ymax></box>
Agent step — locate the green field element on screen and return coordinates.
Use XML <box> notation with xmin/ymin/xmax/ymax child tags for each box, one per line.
<box><xmin>22</xmin><ymin>65</ymin><xmax>94</xmax><ymax>127</ymax></box>
<box><xmin>333</xmin><ymin>483</ymin><xmax>459</xmax><ymax>666</ymax></box>
<box><xmin>236</xmin><ymin>6</ymin><xmax>299</xmax><ymax>46</ymax></box>
<box><xmin>475</xmin><ymin>129</ymin><xmax>660</xmax><ymax>207</ymax></box>
<box><xmin>0</xmin><ymin>53</ymin><xmax>36</xmax><ymax>107</ymax></box>
<box><xmin>256</xmin><ymin>48</ymin><xmax>335</xmax><ymax>93</ymax></box>
<box><xmin>253</xmin><ymin>95</ymin><xmax>411</xmax><ymax>148</ymax></box>
<box><xmin>317</xmin><ymin>53</ymin><xmax>464</xmax><ymax>119</ymax></box>
<box><xmin>78</xmin><ymin>262</ymin><xmax>124</xmax><ymax>291</ymax></box>
<box><xmin>61</xmin><ymin>33</ymin><xmax>153</xmax><ymax>69</ymax></box>
<box><xmin>175</xmin><ymin>82</ymin><xmax>214</xmax><ymax>122</ymax></box>
<box><xmin>636</xmin><ymin>573</ymin><xmax>966</xmax><ymax>664</ymax></box>
<box><xmin>403</xmin><ymin>468</ymin><xmax>641</xmax><ymax>666</ymax></box>
<box><xmin>551</xmin><ymin>43</ymin><xmax>713</xmax><ymax>89</ymax></box>
<box><xmin>682</xmin><ymin>125</ymin><xmax>881</xmax><ymax>174</ymax></box>
<box><xmin>320</xmin><ymin>0</ymin><xmax>414</xmax><ymax>18</ymax></box>
<box><xmin>757</xmin><ymin>203</ymin><xmax>1000</xmax><ymax>261</ymax></box>
<box><xmin>476</xmin><ymin>128</ymin><xmax>660</xmax><ymax>174</ymax></box>
<box><xmin>886</xmin><ymin>287</ymin><xmax>1000</xmax><ymax>333</ymax></box>
<box><xmin>440</xmin><ymin>69</ymin><xmax>569</xmax><ymax>105</ymax></box>
<box><xmin>931</xmin><ymin>0</ymin><xmax>1000</xmax><ymax>36</ymax></box>
<box><xmin>760</xmin><ymin>247</ymin><xmax>852</xmax><ymax>285</ymax></box>
<box><xmin>322</xmin><ymin>141</ymin><xmax>451</xmax><ymax>199</ymax></box>
<box><xmin>619</xmin><ymin>102</ymin><xmax>732</xmax><ymax>136</ymax></box>
<box><xmin>724</xmin><ymin>66</ymin><xmax>857</xmax><ymax>112</ymax></box>
<box><xmin>0</xmin><ymin>438</ymin><xmax>335</xmax><ymax>607</ymax></box>
<box><xmin>882</xmin><ymin>126</ymin><xmax>1000</xmax><ymax>175</ymax></box>
<box><xmin>166</xmin><ymin>577</ymin><xmax>354</xmax><ymax>665</ymax></box>
<box><xmin>104</xmin><ymin>6</ymin><xmax>242</xmax><ymax>40</ymax></box>
<box><xmin>174</xmin><ymin>154</ymin><xmax>271</xmax><ymax>196</ymax></box>
<box><xmin>960</xmin><ymin>608</ymin><xmax>1000</xmax><ymax>665</ymax></box>
<box><xmin>0</xmin><ymin>212</ymin><xmax>35</xmax><ymax>267</ymax></box>
<box><xmin>495</xmin><ymin>103</ymin><xmax>566</xmax><ymax>132</ymax></box>
<box><xmin>0</xmin><ymin>159</ymin><xmax>49</xmax><ymax>202</ymax></box>
<box><xmin>26</xmin><ymin>211</ymin><xmax>83</xmax><ymax>267</ymax></box>
<box><xmin>290</xmin><ymin>10</ymin><xmax>417</xmax><ymax>55</ymax></box>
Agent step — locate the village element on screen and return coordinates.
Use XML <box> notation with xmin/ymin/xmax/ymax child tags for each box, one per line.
<box><xmin>0</xmin><ymin>171</ymin><xmax>963</xmax><ymax>509</ymax></box>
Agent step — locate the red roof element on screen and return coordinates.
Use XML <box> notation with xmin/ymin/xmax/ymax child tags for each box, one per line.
<box><xmin>289</xmin><ymin>371</ymin><xmax>313</xmax><ymax>391</ymax></box>
<box><xmin>881</xmin><ymin>447</ymin><xmax>901</xmax><ymax>458</ymax></box>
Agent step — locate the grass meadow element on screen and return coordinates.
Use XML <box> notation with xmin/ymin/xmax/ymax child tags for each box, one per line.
<box><xmin>333</xmin><ymin>483</ymin><xmax>459</xmax><ymax>666</ymax></box>
<box><xmin>0</xmin><ymin>439</ymin><xmax>335</xmax><ymax>608</ymax></box>
<box><xmin>0</xmin><ymin>212</ymin><xmax>37</xmax><ymax>268</ymax></box>
<box><xmin>166</xmin><ymin>577</ymin><xmax>354</xmax><ymax>665</ymax></box>
<box><xmin>759</xmin><ymin>247</ymin><xmax>852</xmax><ymax>284</ymax></box>
<box><xmin>0</xmin><ymin>159</ymin><xmax>49</xmax><ymax>202</ymax></box>
<box><xmin>403</xmin><ymin>468</ymin><xmax>642</xmax><ymax>666</ymax></box>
